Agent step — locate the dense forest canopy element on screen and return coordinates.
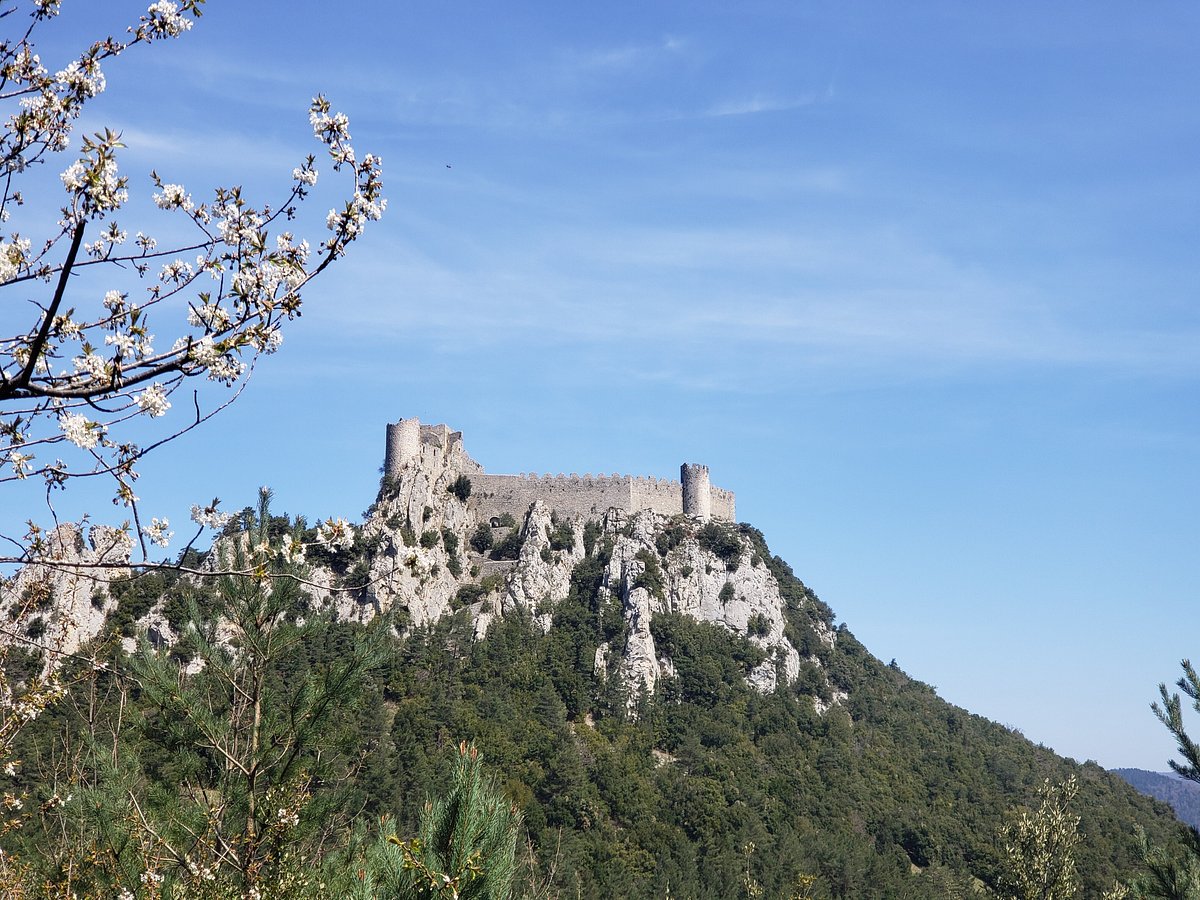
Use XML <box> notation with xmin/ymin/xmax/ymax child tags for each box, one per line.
<box><xmin>2</xmin><ymin>504</ymin><xmax>1187</xmax><ymax>898</ymax></box>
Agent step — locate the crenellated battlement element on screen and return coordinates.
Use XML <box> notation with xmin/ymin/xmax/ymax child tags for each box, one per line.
<box><xmin>382</xmin><ymin>417</ymin><xmax>735</xmax><ymax>523</ymax></box>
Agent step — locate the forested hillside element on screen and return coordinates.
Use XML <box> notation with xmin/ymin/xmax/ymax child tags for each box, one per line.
<box><xmin>1114</xmin><ymin>769</ymin><xmax>1200</xmax><ymax>830</ymax></box>
<box><xmin>3</xmin><ymin>506</ymin><xmax>1185</xmax><ymax>898</ymax></box>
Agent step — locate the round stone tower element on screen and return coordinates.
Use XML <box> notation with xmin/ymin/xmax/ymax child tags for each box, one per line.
<box><xmin>384</xmin><ymin>417</ymin><xmax>421</xmax><ymax>479</ymax></box>
<box><xmin>681</xmin><ymin>463</ymin><xmax>712</xmax><ymax>519</ymax></box>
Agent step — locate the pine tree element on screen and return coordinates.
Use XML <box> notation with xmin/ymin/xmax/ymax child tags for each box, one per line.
<box><xmin>364</xmin><ymin>741</ymin><xmax>522</xmax><ymax>900</ymax></box>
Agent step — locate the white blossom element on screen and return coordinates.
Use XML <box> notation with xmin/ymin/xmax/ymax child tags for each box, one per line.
<box><xmin>54</xmin><ymin>60</ymin><xmax>105</xmax><ymax>98</ymax></box>
<box><xmin>159</xmin><ymin>258</ymin><xmax>193</xmax><ymax>283</ymax></box>
<box><xmin>276</xmin><ymin>806</ymin><xmax>300</xmax><ymax>828</ymax></box>
<box><xmin>136</xmin><ymin>383</ymin><xmax>170</xmax><ymax>417</ymax></box>
<box><xmin>103</xmin><ymin>329</ymin><xmax>152</xmax><ymax>359</ymax></box>
<box><xmin>279</xmin><ymin>533</ymin><xmax>305</xmax><ymax>564</ymax></box>
<box><xmin>143</xmin><ymin>1</ymin><xmax>193</xmax><ymax>39</ymax></box>
<box><xmin>61</xmin><ymin>157</ymin><xmax>127</xmax><ymax>211</ymax></box>
<box><xmin>293</xmin><ymin>165</ymin><xmax>318</xmax><ymax>186</ymax></box>
<box><xmin>59</xmin><ymin>159</ymin><xmax>85</xmax><ymax>191</ymax></box>
<box><xmin>8</xmin><ymin>451</ymin><xmax>33</xmax><ymax>479</ymax></box>
<box><xmin>316</xmin><ymin>517</ymin><xmax>354</xmax><ymax>552</ymax></box>
<box><xmin>153</xmin><ymin>183</ymin><xmax>192</xmax><ymax>211</ymax></box>
<box><xmin>58</xmin><ymin>411</ymin><xmax>99</xmax><ymax>449</ymax></box>
<box><xmin>187</xmin><ymin>302</ymin><xmax>230</xmax><ymax>332</ymax></box>
<box><xmin>0</xmin><ymin>238</ymin><xmax>29</xmax><ymax>283</ymax></box>
<box><xmin>72</xmin><ymin>352</ymin><xmax>108</xmax><ymax>380</ymax></box>
<box><xmin>191</xmin><ymin>502</ymin><xmax>232</xmax><ymax>530</ymax></box>
<box><xmin>142</xmin><ymin>517</ymin><xmax>173</xmax><ymax>547</ymax></box>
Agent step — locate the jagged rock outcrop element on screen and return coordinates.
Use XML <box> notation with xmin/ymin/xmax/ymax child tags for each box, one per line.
<box><xmin>593</xmin><ymin>510</ymin><xmax>802</xmax><ymax>697</ymax></box>
<box><xmin>0</xmin><ymin>524</ymin><xmax>131</xmax><ymax>666</ymax></box>
<box><xmin>351</xmin><ymin>430</ymin><xmax>479</xmax><ymax>625</ymax></box>
<box><xmin>2</xmin><ymin>425</ymin><xmax>839</xmax><ymax>709</ymax></box>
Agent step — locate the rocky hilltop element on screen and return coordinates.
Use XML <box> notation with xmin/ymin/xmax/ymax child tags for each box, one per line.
<box><xmin>1</xmin><ymin>418</ymin><xmax>832</xmax><ymax>704</ymax></box>
<box><xmin>329</xmin><ymin>419</ymin><xmax>823</xmax><ymax>701</ymax></box>
<box><xmin>1</xmin><ymin>419</ymin><xmax>1187</xmax><ymax>897</ymax></box>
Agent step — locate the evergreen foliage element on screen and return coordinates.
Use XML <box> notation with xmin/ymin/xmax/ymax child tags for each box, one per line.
<box><xmin>995</xmin><ymin>777</ymin><xmax>1082</xmax><ymax>900</ymax></box>
<box><xmin>365</xmin><ymin>741</ymin><xmax>521</xmax><ymax>900</ymax></box>
<box><xmin>1</xmin><ymin>515</ymin><xmax>1187</xmax><ymax>898</ymax></box>
<box><xmin>448</xmin><ymin>476</ymin><xmax>473</xmax><ymax>502</ymax></box>
<box><xmin>489</xmin><ymin>529</ymin><xmax>524</xmax><ymax>561</ymax></box>
<box><xmin>697</xmin><ymin>521</ymin><xmax>742</xmax><ymax>566</ymax></box>
<box><xmin>470</xmin><ymin>523</ymin><xmax>495</xmax><ymax>554</ymax></box>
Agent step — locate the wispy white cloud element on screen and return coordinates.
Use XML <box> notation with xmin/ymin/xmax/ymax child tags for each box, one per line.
<box><xmin>704</xmin><ymin>90</ymin><xmax>830</xmax><ymax>118</ymax></box>
<box><xmin>300</xmin><ymin>219</ymin><xmax>1200</xmax><ymax>389</ymax></box>
<box><xmin>566</xmin><ymin>35</ymin><xmax>688</xmax><ymax>72</ymax></box>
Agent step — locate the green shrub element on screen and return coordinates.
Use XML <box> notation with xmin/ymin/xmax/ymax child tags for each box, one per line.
<box><xmin>345</xmin><ymin>558</ymin><xmax>373</xmax><ymax>598</ymax></box>
<box><xmin>447</xmin><ymin>475</ymin><xmax>472</xmax><ymax>502</ymax></box>
<box><xmin>698</xmin><ymin>522</ymin><xmax>741</xmax><ymax>566</ymax></box>
<box><xmin>419</xmin><ymin>529</ymin><xmax>439</xmax><ymax>549</ymax></box>
<box><xmin>469</xmin><ymin>522</ymin><xmax>494</xmax><ymax>554</ymax></box>
<box><xmin>633</xmin><ymin>548</ymin><xmax>665</xmax><ymax>599</ymax></box>
<box><xmin>447</xmin><ymin>554</ymin><xmax>463</xmax><ymax>578</ymax></box>
<box><xmin>546</xmin><ymin>521</ymin><xmax>574</xmax><ymax>552</ymax></box>
<box><xmin>718</xmin><ymin>582</ymin><xmax>735</xmax><ymax>604</ymax></box>
<box><xmin>453</xmin><ymin>584</ymin><xmax>486</xmax><ymax>609</ymax></box>
<box><xmin>583</xmin><ymin>519</ymin><xmax>602</xmax><ymax>557</ymax></box>
<box><xmin>655</xmin><ymin>523</ymin><xmax>686</xmax><ymax>557</ymax></box>
<box><xmin>490</xmin><ymin>529</ymin><xmax>524</xmax><ymax>561</ymax></box>
<box><xmin>497</xmin><ymin>512</ymin><xmax>516</xmax><ymax>528</ymax></box>
<box><xmin>441</xmin><ymin>528</ymin><xmax>459</xmax><ymax>554</ymax></box>
<box><xmin>747</xmin><ymin>612</ymin><xmax>770</xmax><ymax>637</ymax></box>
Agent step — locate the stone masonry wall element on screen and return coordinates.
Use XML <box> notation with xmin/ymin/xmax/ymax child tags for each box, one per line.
<box><xmin>385</xmin><ymin>418</ymin><xmax>735</xmax><ymax>524</ymax></box>
<box><xmin>473</xmin><ymin>474</ymin><xmax>635</xmax><ymax>524</ymax></box>
<box><xmin>710</xmin><ymin>487</ymin><xmax>736</xmax><ymax>521</ymax></box>
<box><xmin>628</xmin><ymin>476</ymin><xmax>685</xmax><ymax>518</ymax></box>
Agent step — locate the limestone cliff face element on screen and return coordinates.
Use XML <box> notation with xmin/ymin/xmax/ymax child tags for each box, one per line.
<box><xmin>0</xmin><ymin>524</ymin><xmax>131</xmax><ymax>666</ymax></box>
<box><xmin>344</xmin><ymin>439</ymin><xmax>831</xmax><ymax>703</ymax></box>
<box><xmin>347</xmin><ymin>430</ymin><xmax>481</xmax><ymax>626</ymax></box>
<box><xmin>594</xmin><ymin>511</ymin><xmax>803</xmax><ymax>696</ymax></box>
<box><xmin>2</xmin><ymin>432</ymin><xmax>838</xmax><ymax>707</ymax></box>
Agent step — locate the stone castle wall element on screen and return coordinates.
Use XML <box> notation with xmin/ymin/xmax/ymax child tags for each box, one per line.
<box><xmin>629</xmin><ymin>476</ymin><xmax>684</xmax><ymax>518</ymax></box>
<box><xmin>384</xmin><ymin>418</ymin><xmax>735</xmax><ymax>523</ymax></box>
<box><xmin>473</xmin><ymin>473</ymin><xmax>638</xmax><ymax>524</ymax></box>
<box><xmin>710</xmin><ymin>487</ymin><xmax>736</xmax><ymax>522</ymax></box>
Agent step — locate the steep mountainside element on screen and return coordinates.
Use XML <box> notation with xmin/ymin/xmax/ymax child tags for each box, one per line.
<box><xmin>1115</xmin><ymin>768</ymin><xmax>1200</xmax><ymax>829</ymax></box>
<box><xmin>0</xmin><ymin>425</ymin><xmax>1188</xmax><ymax>897</ymax></box>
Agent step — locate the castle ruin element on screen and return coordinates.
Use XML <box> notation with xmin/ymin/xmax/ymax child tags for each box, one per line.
<box><xmin>383</xmin><ymin>417</ymin><xmax>735</xmax><ymax>523</ymax></box>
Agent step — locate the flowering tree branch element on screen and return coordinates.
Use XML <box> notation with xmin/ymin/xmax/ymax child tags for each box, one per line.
<box><xmin>0</xmin><ymin>0</ymin><xmax>385</xmax><ymax>567</ymax></box>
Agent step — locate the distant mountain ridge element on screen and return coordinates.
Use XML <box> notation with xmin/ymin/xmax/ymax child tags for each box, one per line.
<box><xmin>1114</xmin><ymin>768</ymin><xmax>1200</xmax><ymax>829</ymax></box>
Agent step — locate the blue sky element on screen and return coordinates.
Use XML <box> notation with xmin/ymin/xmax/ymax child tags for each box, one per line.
<box><xmin>8</xmin><ymin>1</ymin><xmax>1199</xmax><ymax>770</ymax></box>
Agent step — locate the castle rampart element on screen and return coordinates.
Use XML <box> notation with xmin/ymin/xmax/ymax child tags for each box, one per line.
<box><xmin>384</xmin><ymin>417</ymin><xmax>421</xmax><ymax>476</ymax></box>
<box><xmin>681</xmin><ymin>463</ymin><xmax>712</xmax><ymax>519</ymax></box>
<box><xmin>383</xmin><ymin>418</ymin><xmax>735</xmax><ymax>523</ymax></box>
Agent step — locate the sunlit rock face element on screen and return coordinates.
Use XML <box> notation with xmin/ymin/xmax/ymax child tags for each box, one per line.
<box><xmin>4</xmin><ymin>420</ymin><xmax>838</xmax><ymax>708</ymax></box>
